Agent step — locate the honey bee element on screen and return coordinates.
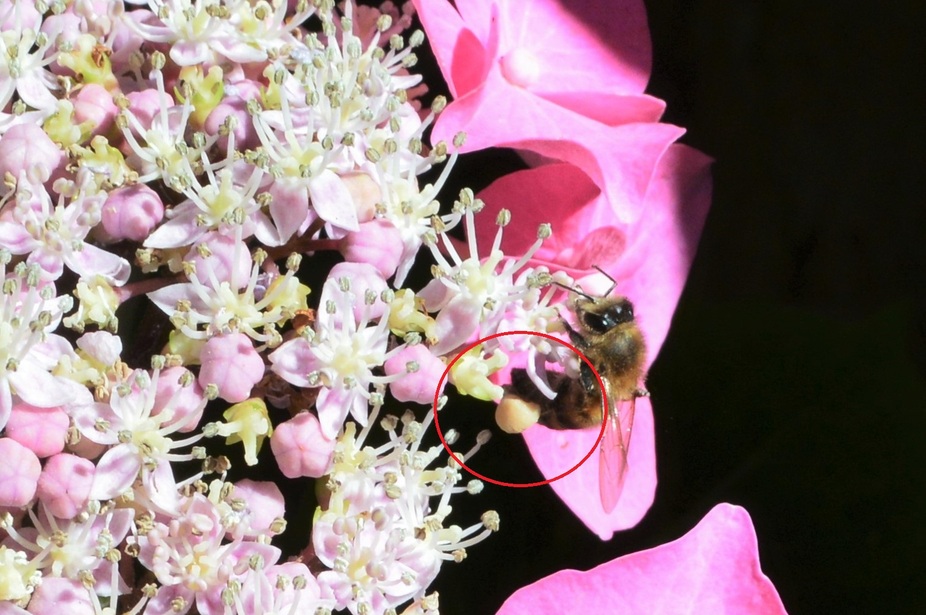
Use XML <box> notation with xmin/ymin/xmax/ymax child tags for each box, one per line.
<box><xmin>498</xmin><ymin>269</ymin><xmax>648</xmax><ymax>513</ymax></box>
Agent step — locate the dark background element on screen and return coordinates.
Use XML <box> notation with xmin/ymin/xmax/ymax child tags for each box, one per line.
<box><xmin>425</xmin><ymin>2</ymin><xmax>926</xmax><ymax>614</ymax></box>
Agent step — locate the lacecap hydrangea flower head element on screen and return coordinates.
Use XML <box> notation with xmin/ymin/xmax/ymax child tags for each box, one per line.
<box><xmin>0</xmin><ymin>1</ymin><xmax>786</xmax><ymax>614</ymax></box>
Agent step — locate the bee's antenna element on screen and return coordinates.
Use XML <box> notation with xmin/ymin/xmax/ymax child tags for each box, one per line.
<box><xmin>593</xmin><ymin>265</ymin><xmax>618</xmax><ymax>296</ymax></box>
<box><xmin>554</xmin><ymin>280</ymin><xmax>597</xmax><ymax>302</ymax></box>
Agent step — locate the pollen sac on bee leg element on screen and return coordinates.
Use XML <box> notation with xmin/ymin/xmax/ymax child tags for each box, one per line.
<box><xmin>495</xmin><ymin>395</ymin><xmax>540</xmax><ymax>434</ymax></box>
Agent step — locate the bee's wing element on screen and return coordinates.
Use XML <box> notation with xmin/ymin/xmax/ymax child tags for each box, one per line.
<box><xmin>598</xmin><ymin>380</ymin><xmax>636</xmax><ymax>513</ymax></box>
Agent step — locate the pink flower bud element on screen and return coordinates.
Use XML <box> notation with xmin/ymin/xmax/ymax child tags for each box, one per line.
<box><xmin>3</xmin><ymin>402</ymin><xmax>69</xmax><ymax>458</ymax></box>
<box><xmin>339</xmin><ymin>219</ymin><xmax>404</xmax><ymax>279</ymax></box>
<box><xmin>0</xmin><ymin>123</ymin><xmax>63</xmax><ymax>187</ymax></box>
<box><xmin>204</xmin><ymin>80</ymin><xmax>261</xmax><ymax>152</ymax></box>
<box><xmin>325</xmin><ymin>261</ymin><xmax>389</xmax><ymax>322</ymax></box>
<box><xmin>232</xmin><ymin>479</ymin><xmax>285</xmax><ymax>536</ymax></box>
<box><xmin>342</xmin><ymin>172</ymin><xmax>380</xmax><ymax>224</ymax></box>
<box><xmin>0</xmin><ymin>438</ymin><xmax>41</xmax><ymax>507</ymax></box>
<box><xmin>101</xmin><ymin>184</ymin><xmax>165</xmax><ymax>242</ymax></box>
<box><xmin>198</xmin><ymin>333</ymin><xmax>265</xmax><ymax>403</ymax></box>
<box><xmin>36</xmin><ymin>453</ymin><xmax>95</xmax><ymax>519</ymax></box>
<box><xmin>270</xmin><ymin>412</ymin><xmax>335</xmax><ymax>478</ymax></box>
<box><xmin>153</xmin><ymin>366</ymin><xmax>205</xmax><ymax>433</ymax></box>
<box><xmin>73</xmin><ymin>84</ymin><xmax>117</xmax><ymax>138</ymax></box>
<box><xmin>385</xmin><ymin>344</ymin><xmax>446</xmax><ymax>404</ymax></box>
<box><xmin>27</xmin><ymin>578</ymin><xmax>95</xmax><ymax>615</ymax></box>
<box><xmin>126</xmin><ymin>88</ymin><xmax>171</xmax><ymax>131</ymax></box>
<box><xmin>185</xmin><ymin>234</ymin><xmax>251</xmax><ymax>289</ymax></box>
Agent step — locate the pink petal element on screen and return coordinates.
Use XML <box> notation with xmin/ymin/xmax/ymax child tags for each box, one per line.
<box><xmin>412</xmin><ymin>0</ymin><xmax>491</xmax><ymax>98</ymax></box>
<box><xmin>0</xmin><ymin>220</ymin><xmax>38</xmax><ymax>253</ymax></box>
<box><xmin>143</xmin><ymin>204</ymin><xmax>206</xmax><ymax>249</ymax></box>
<box><xmin>310</xmin><ymin>169</ymin><xmax>360</xmax><ymax>232</ymax></box>
<box><xmin>8</xmin><ymin>359</ymin><xmax>80</xmax><ymax>409</ymax></box>
<box><xmin>25</xmin><ymin>578</ymin><xmax>95</xmax><ymax>615</ymax></box>
<box><xmin>64</xmin><ymin>243</ymin><xmax>131</xmax><ymax>285</ymax></box>
<box><xmin>494</xmin><ymin>0</ymin><xmax>652</xmax><ymax>97</ymax></box>
<box><xmin>522</xmin><ymin>396</ymin><xmax>655</xmax><ymax>539</ymax></box>
<box><xmin>268</xmin><ymin>181</ymin><xmax>311</xmax><ymax>244</ymax></box>
<box><xmin>269</xmin><ymin>338</ymin><xmax>322</xmax><ymax>388</ymax></box>
<box><xmin>147</xmin><ymin>282</ymin><xmax>201</xmax><ymax>315</ymax></box>
<box><xmin>232</xmin><ymin>479</ymin><xmax>286</xmax><ymax>535</ymax></box>
<box><xmin>497</xmin><ymin>504</ymin><xmax>788</xmax><ymax>615</ymax></box>
<box><xmin>607</xmin><ymin>144</ymin><xmax>713</xmax><ymax>355</ymax></box>
<box><xmin>89</xmin><ymin>445</ymin><xmax>140</xmax><ymax>501</ymax></box>
<box><xmin>432</xmin><ymin>72</ymin><xmax>683</xmax><ymax>221</ymax></box>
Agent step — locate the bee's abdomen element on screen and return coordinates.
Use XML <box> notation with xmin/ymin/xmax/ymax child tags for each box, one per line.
<box><xmin>508</xmin><ymin>368</ymin><xmax>602</xmax><ymax>430</ymax></box>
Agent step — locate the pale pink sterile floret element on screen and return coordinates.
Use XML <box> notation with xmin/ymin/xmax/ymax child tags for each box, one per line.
<box><xmin>198</xmin><ymin>332</ymin><xmax>265</xmax><ymax>403</ymax></box>
<box><xmin>100</xmin><ymin>183</ymin><xmax>165</xmax><ymax>242</ymax></box>
<box><xmin>35</xmin><ymin>453</ymin><xmax>95</xmax><ymax>520</ymax></box>
<box><xmin>270</xmin><ymin>412</ymin><xmax>335</xmax><ymax>479</ymax></box>
<box><xmin>0</xmin><ymin>123</ymin><xmax>63</xmax><ymax>190</ymax></box>
<box><xmin>3</xmin><ymin>401</ymin><xmax>69</xmax><ymax>458</ymax></box>
<box><xmin>0</xmin><ymin>437</ymin><xmax>41</xmax><ymax>508</ymax></box>
<box><xmin>497</xmin><ymin>504</ymin><xmax>788</xmax><ymax>615</ymax></box>
<box><xmin>384</xmin><ymin>343</ymin><xmax>446</xmax><ymax>405</ymax></box>
<box><xmin>339</xmin><ymin>219</ymin><xmax>405</xmax><ymax>279</ymax></box>
<box><xmin>72</xmin><ymin>84</ymin><xmax>117</xmax><ymax>139</ymax></box>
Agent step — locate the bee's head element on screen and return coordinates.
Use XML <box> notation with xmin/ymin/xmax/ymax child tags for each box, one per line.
<box><xmin>577</xmin><ymin>297</ymin><xmax>635</xmax><ymax>333</ymax></box>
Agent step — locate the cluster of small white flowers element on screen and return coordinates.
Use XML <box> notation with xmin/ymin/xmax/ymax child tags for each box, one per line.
<box><xmin>313</xmin><ymin>389</ymin><xmax>497</xmax><ymax>615</ymax></box>
<box><xmin>0</xmin><ymin>1</ymin><xmax>566</xmax><ymax>614</ymax></box>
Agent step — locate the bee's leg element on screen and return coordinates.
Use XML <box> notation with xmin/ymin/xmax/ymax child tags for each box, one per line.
<box><xmin>632</xmin><ymin>387</ymin><xmax>650</xmax><ymax>398</ymax></box>
<box><xmin>561</xmin><ymin>320</ymin><xmax>589</xmax><ymax>350</ymax></box>
<box><xmin>578</xmin><ymin>361</ymin><xmax>599</xmax><ymax>396</ymax></box>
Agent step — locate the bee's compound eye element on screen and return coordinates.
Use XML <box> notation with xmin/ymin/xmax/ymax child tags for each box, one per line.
<box><xmin>603</xmin><ymin>300</ymin><xmax>634</xmax><ymax>327</ymax></box>
<box><xmin>581</xmin><ymin>310</ymin><xmax>610</xmax><ymax>333</ymax></box>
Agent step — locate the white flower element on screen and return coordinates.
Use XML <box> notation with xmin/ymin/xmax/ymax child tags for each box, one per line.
<box><xmin>312</xmin><ymin>393</ymin><xmax>498</xmax><ymax>615</ymax></box>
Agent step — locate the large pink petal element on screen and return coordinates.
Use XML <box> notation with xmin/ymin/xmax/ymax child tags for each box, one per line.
<box><xmin>522</xmin><ymin>396</ymin><xmax>655</xmax><ymax>540</ymax></box>
<box><xmin>608</xmin><ymin>144</ymin><xmax>714</xmax><ymax>357</ymax></box>
<box><xmin>495</xmin><ymin>0</ymin><xmax>652</xmax><ymax>97</ymax></box>
<box><xmin>412</xmin><ymin>0</ymin><xmax>490</xmax><ymax>98</ymax></box>
<box><xmin>497</xmin><ymin>504</ymin><xmax>789</xmax><ymax>615</ymax></box>
<box><xmin>433</xmin><ymin>71</ymin><xmax>683</xmax><ymax>221</ymax></box>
